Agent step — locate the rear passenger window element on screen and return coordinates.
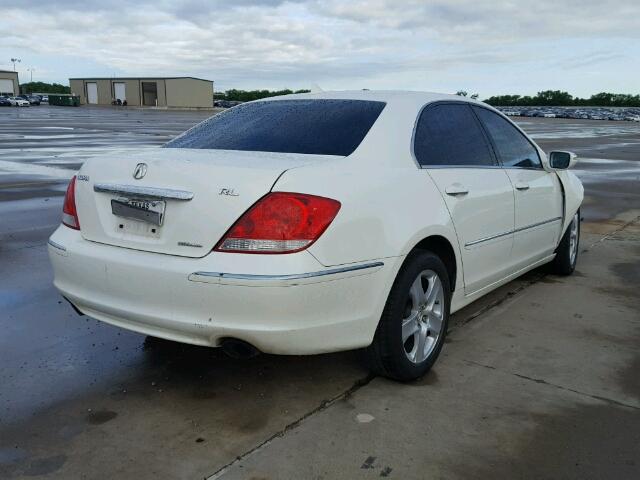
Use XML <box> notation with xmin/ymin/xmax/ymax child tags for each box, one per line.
<box><xmin>414</xmin><ymin>103</ymin><xmax>495</xmax><ymax>167</ymax></box>
<box><xmin>473</xmin><ymin>107</ymin><xmax>542</xmax><ymax>168</ymax></box>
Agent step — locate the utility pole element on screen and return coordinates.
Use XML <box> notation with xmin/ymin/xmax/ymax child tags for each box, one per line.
<box><xmin>10</xmin><ymin>58</ymin><xmax>21</xmax><ymax>71</ymax></box>
<box><xmin>27</xmin><ymin>68</ymin><xmax>35</xmax><ymax>82</ymax></box>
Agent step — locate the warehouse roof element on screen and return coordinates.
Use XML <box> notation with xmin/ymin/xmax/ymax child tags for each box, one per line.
<box><xmin>69</xmin><ymin>76</ymin><xmax>212</xmax><ymax>82</ymax></box>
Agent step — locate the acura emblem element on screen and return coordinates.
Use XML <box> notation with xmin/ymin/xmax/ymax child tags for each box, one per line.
<box><xmin>133</xmin><ymin>163</ymin><xmax>147</xmax><ymax>180</ymax></box>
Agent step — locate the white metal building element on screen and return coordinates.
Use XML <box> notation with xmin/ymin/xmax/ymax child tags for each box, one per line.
<box><xmin>0</xmin><ymin>70</ymin><xmax>19</xmax><ymax>96</ymax></box>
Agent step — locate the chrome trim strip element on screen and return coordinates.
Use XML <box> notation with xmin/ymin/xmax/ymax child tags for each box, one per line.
<box><xmin>191</xmin><ymin>261</ymin><xmax>384</xmax><ymax>282</ymax></box>
<box><xmin>501</xmin><ymin>166</ymin><xmax>545</xmax><ymax>171</ymax></box>
<box><xmin>514</xmin><ymin>216</ymin><xmax>562</xmax><ymax>234</ymax></box>
<box><xmin>48</xmin><ymin>239</ymin><xmax>66</xmax><ymax>252</ymax></box>
<box><xmin>420</xmin><ymin>165</ymin><xmax>543</xmax><ymax>171</ymax></box>
<box><xmin>93</xmin><ymin>183</ymin><xmax>194</xmax><ymax>201</ymax></box>
<box><xmin>465</xmin><ymin>229</ymin><xmax>512</xmax><ymax>247</ymax></box>
<box><xmin>420</xmin><ymin>165</ymin><xmax>504</xmax><ymax>170</ymax></box>
<box><xmin>465</xmin><ymin>217</ymin><xmax>562</xmax><ymax>247</ymax></box>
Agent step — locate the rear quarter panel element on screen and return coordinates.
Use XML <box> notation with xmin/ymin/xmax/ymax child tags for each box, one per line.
<box><xmin>273</xmin><ymin>162</ymin><xmax>462</xmax><ymax>287</ymax></box>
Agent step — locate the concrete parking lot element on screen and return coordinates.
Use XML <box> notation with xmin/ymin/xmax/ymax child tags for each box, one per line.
<box><xmin>1</xmin><ymin>105</ymin><xmax>639</xmax><ymax>479</ymax></box>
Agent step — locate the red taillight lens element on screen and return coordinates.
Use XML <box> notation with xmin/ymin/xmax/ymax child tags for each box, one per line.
<box><xmin>215</xmin><ymin>192</ymin><xmax>341</xmax><ymax>254</ymax></box>
<box><xmin>62</xmin><ymin>175</ymin><xmax>80</xmax><ymax>230</ymax></box>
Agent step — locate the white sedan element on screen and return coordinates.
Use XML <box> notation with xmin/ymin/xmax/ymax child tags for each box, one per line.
<box><xmin>48</xmin><ymin>91</ymin><xmax>583</xmax><ymax>381</ymax></box>
<box><xmin>8</xmin><ymin>96</ymin><xmax>30</xmax><ymax>107</ymax></box>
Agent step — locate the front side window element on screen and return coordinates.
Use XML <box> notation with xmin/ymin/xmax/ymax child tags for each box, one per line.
<box><xmin>164</xmin><ymin>99</ymin><xmax>386</xmax><ymax>156</ymax></box>
<box><xmin>414</xmin><ymin>103</ymin><xmax>496</xmax><ymax>167</ymax></box>
<box><xmin>473</xmin><ymin>107</ymin><xmax>542</xmax><ymax>168</ymax></box>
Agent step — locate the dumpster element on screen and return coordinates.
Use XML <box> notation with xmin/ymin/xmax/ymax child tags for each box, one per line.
<box><xmin>48</xmin><ymin>94</ymin><xmax>80</xmax><ymax>107</ymax></box>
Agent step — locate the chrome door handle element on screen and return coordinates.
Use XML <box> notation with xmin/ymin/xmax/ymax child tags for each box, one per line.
<box><xmin>445</xmin><ymin>184</ymin><xmax>469</xmax><ymax>196</ymax></box>
<box><xmin>515</xmin><ymin>182</ymin><xmax>530</xmax><ymax>191</ymax></box>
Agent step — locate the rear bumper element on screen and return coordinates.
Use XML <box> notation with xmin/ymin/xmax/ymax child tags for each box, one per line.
<box><xmin>48</xmin><ymin>226</ymin><xmax>398</xmax><ymax>354</ymax></box>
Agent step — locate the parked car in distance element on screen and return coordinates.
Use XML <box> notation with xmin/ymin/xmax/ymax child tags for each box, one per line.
<box><xmin>0</xmin><ymin>96</ymin><xmax>12</xmax><ymax>106</ymax></box>
<box><xmin>17</xmin><ymin>94</ymin><xmax>41</xmax><ymax>105</ymax></box>
<box><xmin>499</xmin><ymin>105</ymin><xmax>640</xmax><ymax>122</ymax></box>
<box><xmin>48</xmin><ymin>91</ymin><xmax>583</xmax><ymax>381</ymax></box>
<box><xmin>41</xmin><ymin>95</ymin><xmax>49</xmax><ymax>103</ymax></box>
<box><xmin>28</xmin><ymin>95</ymin><xmax>41</xmax><ymax>105</ymax></box>
<box><xmin>8</xmin><ymin>96</ymin><xmax>30</xmax><ymax>106</ymax></box>
<box><xmin>214</xmin><ymin>99</ymin><xmax>243</xmax><ymax>108</ymax></box>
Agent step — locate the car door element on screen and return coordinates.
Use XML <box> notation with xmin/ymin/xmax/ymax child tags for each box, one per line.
<box><xmin>472</xmin><ymin>107</ymin><xmax>563</xmax><ymax>271</ymax></box>
<box><xmin>414</xmin><ymin>102</ymin><xmax>515</xmax><ymax>295</ymax></box>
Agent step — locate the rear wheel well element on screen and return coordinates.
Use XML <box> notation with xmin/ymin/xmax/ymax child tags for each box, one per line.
<box><xmin>411</xmin><ymin>236</ymin><xmax>457</xmax><ymax>292</ymax></box>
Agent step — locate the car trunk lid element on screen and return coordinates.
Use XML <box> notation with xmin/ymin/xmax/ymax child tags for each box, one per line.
<box><xmin>75</xmin><ymin>148</ymin><xmax>330</xmax><ymax>258</ymax></box>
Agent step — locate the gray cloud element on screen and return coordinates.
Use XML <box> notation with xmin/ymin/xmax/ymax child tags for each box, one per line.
<box><xmin>314</xmin><ymin>0</ymin><xmax>640</xmax><ymax>39</ymax></box>
<box><xmin>1</xmin><ymin>0</ymin><xmax>638</xmax><ymax>94</ymax></box>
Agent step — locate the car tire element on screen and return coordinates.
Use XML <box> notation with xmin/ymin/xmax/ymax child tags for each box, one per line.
<box><xmin>552</xmin><ymin>210</ymin><xmax>580</xmax><ymax>275</ymax></box>
<box><xmin>364</xmin><ymin>250</ymin><xmax>451</xmax><ymax>381</ymax></box>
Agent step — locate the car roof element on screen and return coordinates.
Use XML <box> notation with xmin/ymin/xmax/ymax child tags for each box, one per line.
<box><xmin>260</xmin><ymin>90</ymin><xmax>486</xmax><ymax>107</ymax></box>
<box><xmin>239</xmin><ymin>90</ymin><xmax>520</xmax><ymax>168</ymax></box>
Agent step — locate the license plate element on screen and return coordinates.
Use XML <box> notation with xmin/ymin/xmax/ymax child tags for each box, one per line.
<box><xmin>111</xmin><ymin>198</ymin><xmax>166</xmax><ymax>226</ymax></box>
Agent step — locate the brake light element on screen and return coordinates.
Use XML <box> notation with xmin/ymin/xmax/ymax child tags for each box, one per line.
<box><xmin>215</xmin><ymin>192</ymin><xmax>341</xmax><ymax>254</ymax></box>
<box><xmin>62</xmin><ymin>175</ymin><xmax>80</xmax><ymax>230</ymax></box>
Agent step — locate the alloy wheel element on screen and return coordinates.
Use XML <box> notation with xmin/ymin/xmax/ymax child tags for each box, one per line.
<box><xmin>401</xmin><ymin>269</ymin><xmax>445</xmax><ymax>364</ymax></box>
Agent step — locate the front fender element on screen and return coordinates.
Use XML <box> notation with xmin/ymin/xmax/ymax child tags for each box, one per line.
<box><xmin>556</xmin><ymin>170</ymin><xmax>584</xmax><ymax>234</ymax></box>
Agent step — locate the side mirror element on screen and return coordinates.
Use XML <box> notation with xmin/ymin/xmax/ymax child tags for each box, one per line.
<box><xmin>549</xmin><ymin>151</ymin><xmax>577</xmax><ymax>170</ymax></box>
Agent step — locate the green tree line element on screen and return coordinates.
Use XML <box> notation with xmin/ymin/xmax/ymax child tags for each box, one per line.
<box><xmin>214</xmin><ymin>89</ymin><xmax>311</xmax><ymax>102</ymax></box>
<box><xmin>484</xmin><ymin>90</ymin><xmax>640</xmax><ymax>107</ymax></box>
<box><xmin>17</xmin><ymin>83</ymin><xmax>639</xmax><ymax>107</ymax></box>
<box><xmin>20</xmin><ymin>82</ymin><xmax>71</xmax><ymax>94</ymax></box>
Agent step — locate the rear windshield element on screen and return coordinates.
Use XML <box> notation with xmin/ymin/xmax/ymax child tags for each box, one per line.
<box><xmin>164</xmin><ymin>99</ymin><xmax>386</xmax><ymax>156</ymax></box>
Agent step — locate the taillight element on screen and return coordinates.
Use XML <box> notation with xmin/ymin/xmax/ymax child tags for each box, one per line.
<box><xmin>62</xmin><ymin>175</ymin><xmax>80</xmax><ymax>230</ymax></box>
<box><xmin>215</xmin><ymin>192</ymin><xmax>341</xmax><ymax>254</ymax></box>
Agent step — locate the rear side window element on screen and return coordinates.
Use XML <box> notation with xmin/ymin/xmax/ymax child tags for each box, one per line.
<box><xmin>473</xmin><ymin>107</ymin><xmax>542</xmax><ymax>168</ymax></box>
<box><xmin>414</xmin><ymin>103</ymin><xmax>495</xmax><ymax>167</ymax></box>
<box><xmin>164</xmin><ymin>99</ymin><xmax>386</xmax><ymax>156</ymax></box>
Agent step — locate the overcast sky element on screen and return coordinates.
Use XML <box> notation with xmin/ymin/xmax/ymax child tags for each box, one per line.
<box><xmin>1</xmin><ymin>0</ymin><xmax>638</xmax><ymax>97</ymax></box>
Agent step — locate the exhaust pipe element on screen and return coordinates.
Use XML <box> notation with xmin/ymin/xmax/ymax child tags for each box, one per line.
<box><xmin>220</xmin><ymin>338</ymin><xmax>260</xmax><ymax>359</ymax></box>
